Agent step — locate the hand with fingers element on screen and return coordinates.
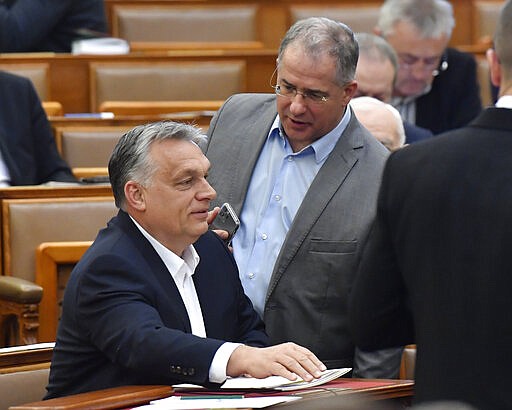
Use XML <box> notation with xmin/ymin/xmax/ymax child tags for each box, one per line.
<box><xmin>226</xmin><ymin>342</ymin><xmax>326</xmax><ymax>382</ymax></box>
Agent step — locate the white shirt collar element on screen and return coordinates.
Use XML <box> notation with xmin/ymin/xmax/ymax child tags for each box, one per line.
<box><xmin>496</xmin><ymin>95</ymin><xmax>512</xmax><ymax>109</ymax></box>
<box><xmin>129</xmin><ymin>215</ymin><xmax>200</xmax><ymax>282</ymax></box>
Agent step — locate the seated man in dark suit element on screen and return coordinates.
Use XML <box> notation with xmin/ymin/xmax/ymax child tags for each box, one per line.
<box><xmin>0</xmin><ymin>70</ymin><xmax>76</xmax><ymax>185</ymax></box>
<box><xmin>354</xmin><ymin>32</ymin><xmax>433</xmax><ymax>144</ymax></box>
<box><xmin>375</xmin><ymin>0</ymin><xmax>482</xmax><ymax>135</ymax></box>
<box><xmin>45</xmin><ymin>121</ymin><xmax>325</xmax><ymax>399</ymax></box>
<box><xmin>0</xmin><ymin>0</ymin><xmax>107</xmax><ymax>53</ymax></box>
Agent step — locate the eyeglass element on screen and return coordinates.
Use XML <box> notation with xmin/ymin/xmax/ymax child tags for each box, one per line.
<box><xmin>398</xmin><ymin>52</ymin><xmax>442</xmax><ymax>74</ymax></box>
<box><xmin>272</xmin><ymin>83</ymin><xmax>330</xmax><ymax>104</ymax></box>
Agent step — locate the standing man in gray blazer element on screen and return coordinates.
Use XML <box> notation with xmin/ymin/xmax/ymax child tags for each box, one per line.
<box><xmin>205</xmin><ymin>17</ymin><xmax>401</xmax><ymax>377</ymax></box>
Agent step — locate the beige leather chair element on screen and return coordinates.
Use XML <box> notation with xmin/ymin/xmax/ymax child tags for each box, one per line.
<box><xmin>289</xmin><ymin>5</ymin><xmax>380</xmax><ymax>34</ymax></box>
<box><xmin>111</xmin><ymin>4</ymin><xmax>258</xmax><ymax>43</ymax></box>
<box><xmin>0</xmin><ymin>63</ymin><xmax>50</xmax><ymax>101</ymax></box>
<box><xmin>53</xmin><ymin>126</ymin><xmax>130</xmax><ymax>170</ymax></box>
<box><xmin>0</xmin><ymin>343</ymin><xmax>53</xmax><ymax>410</ymax></box>
<box><xmin>89</xmin><ymin>61</ymin><xmax>246</xmax><ymax>112</ymax></box>
<box><xmin>0</xmin><ymin>368</ymin><xmax>50</xmax><ymax>410</ymax></box>
<box><xmin>0</xmin><ymin>197</ymin><xmax>117</xmax><ymax>345</ymax></box>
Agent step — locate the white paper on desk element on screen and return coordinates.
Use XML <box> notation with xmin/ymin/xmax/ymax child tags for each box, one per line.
<box><xmin>142</xmin><ymin>396</ymin><xmax>300</xmax><ymax>409</ymax></box>
<box><xmin>220</xmin><ymin>368</ymin><xmax>351</xmax><ymax>391</ymax></box>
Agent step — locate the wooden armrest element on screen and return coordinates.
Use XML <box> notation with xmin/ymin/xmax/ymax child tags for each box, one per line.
<box><xmin>9</xmin><ymin>385</ymin><xmax>174</xmax><ymax>410</ymax></box>
<box><xmin>0</xmin><ymin>277</ymin><xmax>43</xmax><ymax>304</ymax></box>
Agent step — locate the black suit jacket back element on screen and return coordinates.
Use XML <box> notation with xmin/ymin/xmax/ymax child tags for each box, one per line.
<box><xmin>350</xmin><ymin>108</ymin><xmax>512</xmax><ymax>410</ymax></box>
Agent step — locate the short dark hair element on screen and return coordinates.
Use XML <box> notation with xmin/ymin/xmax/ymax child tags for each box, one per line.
<box><xmin>278</xmin><ymin>17</ymin><xmax>359</xmax><ymax>86</ymax></box>
<box><xmin>108</xmin><ymin>121</ymin><xmax>206</xmax><ymax>209</ymax></box>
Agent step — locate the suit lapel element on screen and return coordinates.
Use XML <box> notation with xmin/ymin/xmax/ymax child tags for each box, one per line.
<box><xmin>214</xmin><ymin>96</ymin><xmax>277</xmax><ymax>215</ymax></box>
<box><xmin>266</xmin><ymin>111</ymin><xmax>364</xmax><ymax>298</ymax></box>
<box><xmin>116</xmin><ymin>211</ymin><xmax>192</xmax><ymax>332</ymax></box>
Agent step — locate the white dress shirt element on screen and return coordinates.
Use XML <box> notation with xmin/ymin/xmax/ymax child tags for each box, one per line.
<box><xmin>130</xmin><ymin>216</ymin><xmax>240</xmax><ymax>383</ymax></box>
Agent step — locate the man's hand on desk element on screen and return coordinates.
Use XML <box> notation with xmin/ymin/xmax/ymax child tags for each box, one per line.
<box><xmin>226</xmin><ymin>342</ymin><xmax>327</xmax><ymax>382</ymax></box>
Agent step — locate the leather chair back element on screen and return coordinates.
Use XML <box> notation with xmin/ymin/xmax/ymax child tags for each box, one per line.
<box><xmin>0</xmin><ymin>368</ymin><xmax>49</xmax><ymax>410</ymax></box>
<box><xmin>0</xmin><ymin>63</ymin><xmax>50</xmax><ymax>101</ymax></box>
<box><xmin>89</xmin><ymin>61</ymin><xmax>246</xmax><ymax>111</ymax></box>
<box><xmin>111</xmin><ymin>5</ymin><xmax>258</xmax><ymax>42</ymax></box>
<box><xmin>289</xmin><ymin>5</ymin><xmax>380</xmax><ymax>34</ymax></box>
<box><xmin>2</xmin><ymin>197</ymin><xmax>117</xmax><ymax>282</ymax></box>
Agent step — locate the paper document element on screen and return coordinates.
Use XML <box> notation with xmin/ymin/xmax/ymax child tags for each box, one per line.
<box><xmin>220</xmin><ymin>367</ymin><xmax>351</xmax><ymax>391</ymax></box>
<box><xmin>144</xmin><ymin>396</ymin><xmax>300</xmax><ymax>409</ymax></box>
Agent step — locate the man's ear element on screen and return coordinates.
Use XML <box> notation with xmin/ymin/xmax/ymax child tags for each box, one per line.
<box><xmin>342</xmin><ymin>81</ymin><xmax>358</xmax><ymax>105</ymax></box>
<box><xmin>124</xmin><ymin>180</ymin><xmax>146</xmax><ymax>211</ymax></box>
<box><xmin>373</xmin><ymin>27</ymin><xmax>382</xmax><ymax>37</ymax></box>
<box><xmin>487</xmin><ymin>48</ymin><xmax>501</xmax><ymax>88</ymax></box>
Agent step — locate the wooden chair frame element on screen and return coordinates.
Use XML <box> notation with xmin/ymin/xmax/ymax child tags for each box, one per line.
<box><xmin>35</xmin><ymin>242</ymin><xmax>92</xmax><ymax>342</ymax></box>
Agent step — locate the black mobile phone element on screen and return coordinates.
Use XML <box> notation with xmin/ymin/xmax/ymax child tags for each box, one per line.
<box><xmin>211</xmin><ymin>203</ymin><xmax>240</xmax><ymax>244</ymax></box>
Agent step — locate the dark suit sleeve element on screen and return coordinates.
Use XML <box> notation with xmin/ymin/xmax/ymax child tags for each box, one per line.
<box><xmin>349</xmin><ymin>153</ymin><xmax>414</xmax><ymax>349</ymax></box>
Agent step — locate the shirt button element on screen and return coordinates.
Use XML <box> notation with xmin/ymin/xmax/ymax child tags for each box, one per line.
<box><xmin>261</xmin><ymin>233</ymin><xmax>268</xmax><ymax>240</ymax></box>
<box><xmin>287</xmin><ymin>156</ymin><xmax>293</xmax><ymax>162</ymax></box>
<box><xmin>274</xmin><ymin>195</ymin><xmax>281</xmax><ymax>201</ymax></box>
<box><xmin>248</xmin><ymin>272</ymin><xmax>255</xmax><ymax>279</ymax></box>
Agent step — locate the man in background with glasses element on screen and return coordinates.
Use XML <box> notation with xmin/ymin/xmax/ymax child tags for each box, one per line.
<box><xmin>375</xmin><ymin>0</ymin><xmax>482</xmax><ymax>135</ymax></box>
<box><xmin>205</xmin><ymin>17</ymin><xmax>402</xmax><ymax>378</ymax></box>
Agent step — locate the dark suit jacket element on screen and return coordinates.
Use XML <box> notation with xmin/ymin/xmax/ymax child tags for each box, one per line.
<box><xmin>45</xmin><ymin>210</ymin><xmax>267</xmax><ymax>399</ymax></box>
<box><xmin>0</xmin><ymin>71</ymin><xmax>76</xmax><ymax>185</ymax></box>
<box><xmin>0</xmin><ymin>0</ymin><xmax>106</xmax><ymax>52</ymax></box>
<box><xmin>205</xmin><ymin>93</ymin><xmax>390</xmax><ymax>372</ymax></box>
<box><xmin>350</xmin><ymin>107</ymin><xmax>512</xmax><ymax>410</ymax></box>
<box><xmin>416</xmin><ymin>47</ymin><xmax>482</xmax><ymax>135</ymax></box>
<box><xmin>403</xmin><ymin>121</ymin><xmax>432</xmax><ymax>144</ymax></box>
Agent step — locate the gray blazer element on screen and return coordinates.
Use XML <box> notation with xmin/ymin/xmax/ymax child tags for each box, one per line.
<box><xmin>205</xmin><ymin>93</ymin><xmax>395</xmax><ymax>374</ymax></box>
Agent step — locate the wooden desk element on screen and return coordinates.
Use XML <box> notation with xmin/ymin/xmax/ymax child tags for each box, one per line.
<box><xmin>9</xmin><ymin>379</ymin><xmax>413</xmax><ymax>409</ymax></box>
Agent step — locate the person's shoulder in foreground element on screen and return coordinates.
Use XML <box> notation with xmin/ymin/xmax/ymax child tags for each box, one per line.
<box><xmin>350</xmin><ymin>2</ymin><xmax>512</xmax><ymax>408</ymax></box>
<box><xmin>46</xmin><ymin>120</ymin><xmax>326</xmax><ymax>399</ymax></box>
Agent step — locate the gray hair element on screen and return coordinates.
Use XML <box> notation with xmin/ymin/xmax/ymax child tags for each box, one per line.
<box><xmin>494</xmin><ymin>0</ymin><xmax>512</xmax><ymax>72</ymax></box>
<box><xmin>356</xmin><ymin>32</ymin><xmax>398</xmax><ymax>83</ymax></box>
<box><xmin>108</xmin><ymin>121</ymin><xmax>206</xmax><ymax>209</ymax></box>
<box><xmin>377</xmin><ymin>0</ymin><xmax>455</xmax><ymax>39</ymax></box>
<box><xmin>278</xmin><ymin>16</ymin><xmax>359</xmax><ymax>86</ymax></box>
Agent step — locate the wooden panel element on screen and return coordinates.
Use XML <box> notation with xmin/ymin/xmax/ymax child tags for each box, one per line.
<box><xmin>99</xmin><ymin>100</ymin><xmax>223</xmax><ymax>115</ymax></box>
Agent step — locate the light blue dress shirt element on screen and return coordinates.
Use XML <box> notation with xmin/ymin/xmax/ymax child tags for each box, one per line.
<box><xmin>232</xmin><ymin>109</ymin><xmax>352</xmax><ymax>317</ymax></box>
